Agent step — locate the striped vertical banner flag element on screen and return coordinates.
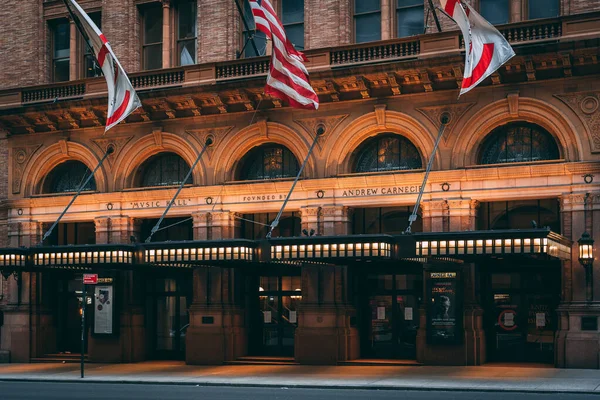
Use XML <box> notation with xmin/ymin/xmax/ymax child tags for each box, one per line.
<box><xmin>249</xmin><ymin>0</ymin><xmax>319</xmax><ymax>109</ymax></box>
<box><xmin>440</xmin><ymin>0</ymin><xmax>515</xmax><ymax>96</ymax></box>
<box><xmin>65</xmin><ymin>0</ymin><xmax>142</xmax><ymax>132</ymax></box>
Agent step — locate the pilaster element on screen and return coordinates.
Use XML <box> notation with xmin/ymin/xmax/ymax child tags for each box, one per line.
<box><xmin>162</xmin><ymin>0</ymin><xmax>171</xmax><ymax>69</ymax></box>
<box><xmin>554</xmin><ymin>192</ymin><xmax>600</xmax><ymax>368</ymax></box>
<box><xmin>321</xmin><ymin>206</ymin><xmax>352</xmax><ymax>236</ymax></box>
<box><xmin>420</xmin><ymin>200</ymin><xmax>449</xmax><ymax>232</ymax></box>
<box><xmin>192</xmin><ymin>211</ymin><xmax>239</xmax><ymax>240</ymax></box>
<box><xmin>186</xmin><ymin>267</ymin><xmax>246</xmax><ymax>364</ymax></box>
<box><xmin>8</xmin><ymin>220</ymin><xmax>42</xmax><ymax>247</ymax></box>
<box><xmin>295</xmin><ymin>264</ymin><xmax>359</xmax><ymax>364</ymax></box>
<box><xmin>299</xmin><ymin>206</ymin><xmax>322</xmax><ymax>235</ymax></box>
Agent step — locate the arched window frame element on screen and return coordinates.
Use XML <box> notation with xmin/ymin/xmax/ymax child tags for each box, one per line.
<box><xmin>42</xmin><ymin>160</ymin><xmax>96</xmax><ymax>194</ymax></box>
<box><xmin>352</xmin><ymin>133</ymin><xmax>423</xmax><ymax>173</ymax></box>
<box><xmin>478</xmin><ymin>122</ymin><xmax>560</xmax><ymax>165</ymax></box>
<box><xmin>238</xmin><ymin>144</ymin><xmax>300</xmax><ymax>181</ymax></box>
<box><xmin>136</xmin><ymin>152</ymin><xmax>192</xmax><ymax>188</ymax></box>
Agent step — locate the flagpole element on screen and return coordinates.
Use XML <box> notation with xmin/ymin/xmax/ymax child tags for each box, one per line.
<box><xmin>266</xmin><ymin>126</ymin><xmax>324</xmax><ymax>240</ymax></box>
<box><xmin>40</xmin><ymin>146</ymin><xmax>114</xmax><ymax>246</ymax></box>
<box><xmin>145</xmin><ymin>138</ymin><xmax>213</xmax><ymax>243</ymax></box>
<box><xmin>404</xmin><ymin>114</ymin><xmax>449</xmax><ymax>234</ymax></box>
<box><xmin>61</xmin><ymin>0</ymin><xmax>99</xmax><ymax>69</ymax></box>
<box><xmin>234</xmin><ymin>0</ymin><xmax>260</xmax><ymax>58</ymax></box>
<box><xmin>427</xmin><ymin>0</ymin><xmax>443</xmax><ymax>33</ymax></box>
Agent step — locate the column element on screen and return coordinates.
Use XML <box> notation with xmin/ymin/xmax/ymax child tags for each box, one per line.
<box><xmin>509</xmin><ymin>0</ymin><xmax>523</xmax><ymax>22</ymax></box>
<box><xmin>162</xmin><ymin>0</ymin><xmax>172</xmax><ymax>69</ymax></box>
<box><xmin>94</xmin><ymin>217</ymin><xmax>110</xmax><ymax>245</ymax></box>
<box><xmin>381</xmin><ymin>0</ymin><xmax>392</xmax><ymax>40</ymax></box>
<box><xmin>186</xmin><ymin>267</ymin><xmax>247</xmax><ymax>364</ymax></box>
<box><xmin>88</xmin><ymin>216</ymin><xmax>145</xmax><ymax>363</ymax></box>
<box><xmin>294</xmin><ymin>264</ymin><xmax>359</xmax><ymax>364</ymax></box>
<box><xmin>447</xmin><ymin>199</ymin><xmax>479</xmax><ymax>231</ymax></box>
<box><xmin>416</xmin><ymin>199</ymin><xmax>485</xmax><ymax>365</ymax></box>
<box><xmin>555</xmin><ymin>193</ymin><xmax>600</xmax><ymax>368</ymax></box>
<box><xmin>192</xmin><ymin>211</ymin><xmax>239</xmax><ymax>241</ymax></box>
<box><xmin>299</xmin><ymin>206</ymin><xmax>321</xmax><ymax>235</ymax></box>
<box><xmin>8</xmin><ymin>221</ymin><xmax>42</xmax><ymax>247</ymax></box>
<box><xmin>69</xmin><ymin>20</ymin><xmax>77</xmax><ymax>80</ymax></box>
<box><xmin>420</xmin><ymin>200</ymin><xmax>449</xmax><ymax>232</ymax></box>
<box><xmin>321</xmin><ymin>206</ymin><xmax>352</xmax><ymax>236</ymax></box>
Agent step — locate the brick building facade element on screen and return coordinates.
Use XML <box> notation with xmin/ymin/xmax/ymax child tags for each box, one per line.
<box><xmin>0</xmin><ymin>0</ymin><xmax>599</xmax><ymax>368</ymax></box>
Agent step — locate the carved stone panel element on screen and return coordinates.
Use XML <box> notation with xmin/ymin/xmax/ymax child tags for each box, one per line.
<box><xmin>555</xmin><ymin>92</ymin><xmax>600</xmax><ymax>152</ymax></box>
<box><xmin>186</xmin><ymin>126</ymin><xmax>234</xmax><ymax>161</ymax></box>
<box><xmin>293</xmin><ymin>114</ymin><xmax>348</xmax><ymax>138</ymax></box>
<box><xmin>416</xmin><ymin>103</ymin><xmax>475</xmax><ymax>143</ymax></box>
<box><xmin>92</xmin><ymin>136</ymin><xmax>134</xmax><ymax>167</ymax></box>
<box><xmin>12</xmin><ymin>144</ymin><xmax>42</xmax><ymax>194</ymax></box>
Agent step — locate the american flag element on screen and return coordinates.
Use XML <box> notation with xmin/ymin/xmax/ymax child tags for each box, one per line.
<box><xmin>248</xmin><ymin>0</ymin><xmax>319</xmax><ymax>110</ymax></box>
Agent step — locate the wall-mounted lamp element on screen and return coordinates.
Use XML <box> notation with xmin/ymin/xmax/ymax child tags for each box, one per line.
<box><xmin>579</xmin><ymin>231</ymin><xmax>595</xmax><ymax>302</ymax></box>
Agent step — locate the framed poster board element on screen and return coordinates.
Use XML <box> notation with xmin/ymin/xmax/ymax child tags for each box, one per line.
<box><xmin>92</xmin><ymin>277</ymin><xmax>118</xmax><ymax>336</ymax></box>
<box><xmin>426</xmin><ymin>271</ymin><xmax>462</xmax><ymax>345</ymax></box>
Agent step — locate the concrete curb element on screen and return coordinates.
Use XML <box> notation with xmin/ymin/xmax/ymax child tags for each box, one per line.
<box><xmin>1</xmin><ymin>377</ymin><xmax>599</xmax><ymax>395</ymax></box>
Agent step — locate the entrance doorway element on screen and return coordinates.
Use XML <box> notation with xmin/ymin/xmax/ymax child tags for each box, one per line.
<box><xmin>146</xmin><ymin>275</ymin><xmax>192</xmax><ymax>360</ymax></box>
<box><xmin>484</xmin><ymin>265</ymin><xmax>560</xmax><ymax>364</ymax></box>
<box><xmin>55</xmin><ymin>273</ymin><xmax>90</xmax><ymax>354</ymax></box>
<box><xmin>251</xmin><ymin>274</ymin><xmax>301</xmax><ymax>357</ymax></box>
<box><xmin>361</xmin><ymin>273</ymin><xmax>422</xmax><ymax>359</ymax></box>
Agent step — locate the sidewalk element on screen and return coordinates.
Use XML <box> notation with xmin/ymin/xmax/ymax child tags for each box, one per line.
<box><xmin>1</xmin><ymin>361</ymin><xmax>600</xmax><ymax>394</ymax></box>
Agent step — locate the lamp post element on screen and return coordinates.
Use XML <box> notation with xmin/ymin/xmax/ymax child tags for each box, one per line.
<box><xmin>578</xmin><ymin>231</ymin><xmax>595</xmax><ymax>302</ymax></box>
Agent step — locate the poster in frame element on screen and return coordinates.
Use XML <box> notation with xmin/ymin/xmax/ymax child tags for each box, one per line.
<box><xmin>426</xmin><ymin>270</ymin><xmax>462</xmax><ymax>345</ymax></box>
<box><xmin>92</xmin><ymin>278</ymin><xmax>118</xmax><ymax>336</ymax></box>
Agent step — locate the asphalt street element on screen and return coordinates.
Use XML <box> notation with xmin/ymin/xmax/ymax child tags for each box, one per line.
<box><xmin>0</xmin><ymin>382</ymin><xmax>597</xmax><ymax>400</ymax></box>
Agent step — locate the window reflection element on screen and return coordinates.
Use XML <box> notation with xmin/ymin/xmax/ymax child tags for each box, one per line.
<box><xmin>354</xmin><ymin>134</ymin><xmax>422</xmax><ymax>173</ymax></box>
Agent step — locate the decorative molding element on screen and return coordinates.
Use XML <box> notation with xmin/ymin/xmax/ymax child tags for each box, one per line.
<box><xmin>186</xmin><ymin>126</ymin><xmax>234</xmax><ymax>161</ymax></box>
<box><xmin>152</xmin><ymin>128</ymin><xmax>164</xmax><ymax>148</ymax></box>
<box><xmin>257</xmin><ymin>119</ymin><xmax>268</xmax><ymax>138</ymax></box>
<box><xmin>555</xmin><ymin>91</ymin><xmax>600</xmax><ymax>152</ymax></box>
<box><xmin>12</xmin><ymin>144</ymin><xmax>42</xmax><ymax>194</ymax></box>
<box><xmin>416</xmin><ymin>102</ymin><xmax>475</xmax><ymax>143</ymax></box>
<box><xmin>293</xmin><ymin>114</ymin><xmax>348</xmax><ymax>137</ymax></box>
<box><xmin>58</xmin><ymin>140</ymin><xmax>69</xmax><ymax>156</ymax></box>
<box><xmin>91</xmin><ymin>136</ymin><xmax>134</xmax><ymax>167</ymax></box>
<box><xmin>374</xmin><ymin>105</ymin><xmax>387</xmax><ymax>128</ymax></box>
<box><xmin>507</xmin><ymin>92</ymin><xmax>519</xmax><ymax>117</ymax></box>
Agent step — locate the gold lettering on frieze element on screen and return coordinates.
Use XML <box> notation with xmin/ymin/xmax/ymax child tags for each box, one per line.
<box><xmin>242</xmin><ymin>194</ymin><xmax>286</xmax><ymax>202</ymax></box>
<box><xmin>129</xmin><ymin>199</ymin><xmax>190</xmax><ymax>209</ymax></box>
<box><xmin>341</xmin><ymin>185</ymin><xmax>421</xmax><ymax>197</ymax></box>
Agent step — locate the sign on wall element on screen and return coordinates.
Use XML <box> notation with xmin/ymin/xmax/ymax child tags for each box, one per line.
<box><xmin>427</xmin><ymin>271</ymin><xmax>462</xmax><ymax>345</ymax></box>
<box><xmin>94</xmin><ymin>285</ymin><xmax>114</xmax><ymax>335</ymax></box>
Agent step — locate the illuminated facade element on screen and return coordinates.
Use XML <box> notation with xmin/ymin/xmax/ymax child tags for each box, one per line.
<box><xmin>0</xmin><ymin>0</ymin><xmax>599</xmax><ymax>368</ymax></box>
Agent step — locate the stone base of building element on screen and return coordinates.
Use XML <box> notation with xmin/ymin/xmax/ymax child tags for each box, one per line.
<box><xmin>294</xmin><ymin>306</ymin><xmax>359</xmax><ymax>365</ymax></box>
<box><xmin>186</xmin><ymin>306</ymin><xmax>247</xmax><ymax>365</ymax></box>
<box><xmin>556</xmin><ymin>303</ymin><xmax>600</xmax><ymax>369</ymax></box>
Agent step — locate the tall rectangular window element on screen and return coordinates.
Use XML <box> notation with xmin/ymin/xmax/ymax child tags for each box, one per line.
<box><xmin>529</xmin><ymin>0</ymin><xmax>559</xmax><ymax>19</ymax></box>
<box><xmin>177</xmin><ymin>0</ymin><xmax>197</xmax><ymax>66</ymax></box>
<box><xmin>52</xmin><ymin>19</ymin><xmax>70</xmax><ymax>82</ymax></box>
<box><xmin>480</xmin><ymin>0</ymin><xmax>509</xmax><ymax>25</ymax></box>
<box><xmin>142</xmin><ymin>3</ymin><xmax>163</xmax><ymax>70</ymax></box>
<box><xmin>354</xmin><ymin>0</ymin><xmax>381</xmax><ymax>43</ymax></box>
<box><xmin>397</xmin><ymin>0</ymin><xmax>423</xmax><ymax>38</ymax></box>
<box><xmin>83</xmin><ymin>13</ymin><xmax>102</xmax><ymax>77</ymax></box>
<box><xmin>282</xmin><ymin>0</ymin><xmax>304</xmax><ymax>50</ymax></box>
<box><xmin>242</xmin><ymin>0</ymin><xmax>267</xmax><ymax>58</ymax></box>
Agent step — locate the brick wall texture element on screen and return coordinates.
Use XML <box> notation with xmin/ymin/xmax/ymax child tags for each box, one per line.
<box><xmin>0</xmin><ymin>0</ymin><xmax>599</xmax><ymax>90</ymax></box>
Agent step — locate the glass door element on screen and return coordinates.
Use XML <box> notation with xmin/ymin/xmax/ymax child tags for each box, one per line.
<box><xmin>148</xmin><ymin>276</ymin><xmax>191</xmax><ymax>360</ymax></box>
<box><xmin>256</xmin><ymin>275</ymin><xmax>301</xmax><ymax>357</ymax></box>
<box><xmin>363</xmin><ymin>273</ymin><xmax>422</xmax><ymax>359</ymax></box>
<box><xmin>485</xmin><ymin>269</ymin><xmax>559</xmax><ymax>363</ymax></box>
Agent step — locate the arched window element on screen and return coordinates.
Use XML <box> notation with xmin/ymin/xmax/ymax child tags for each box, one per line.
<box><xmin>137</xmin><ymin>152</ymin><xmax>192</xmax><ymax>187</ymax></box>
<box><xmin>353</xmin><ymin>134</ymin><xmax>422</xmax><ymax>173</ymax></box>
<box><xmin>479</xmin><ymin>123</ymin><xmax>560</xmax><ymax>165</ymax></box>
<box><xmin>239</xmin><ymin>144</ymin><xmax>299</xmax><ymax>180</ymax></box>
<box><xmin>43</xmin><ymin>160</ymin><xmax>96</xmax><ymax>193</ymax></box>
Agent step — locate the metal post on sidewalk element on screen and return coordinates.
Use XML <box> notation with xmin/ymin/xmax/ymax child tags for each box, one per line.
<box><xmin>81</xmin><ymin>282</ymin><xmax>86</xmax><ymax>379</ymax></box>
